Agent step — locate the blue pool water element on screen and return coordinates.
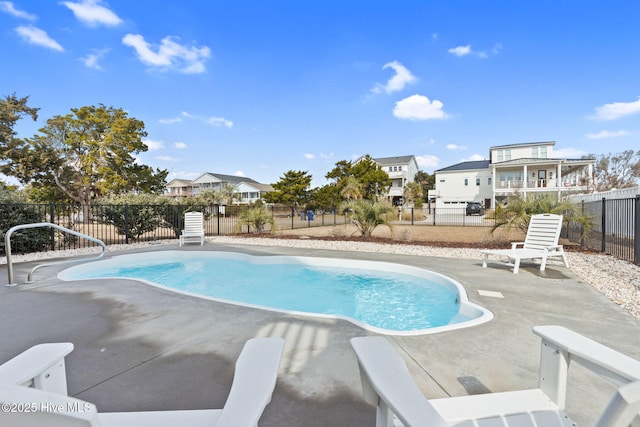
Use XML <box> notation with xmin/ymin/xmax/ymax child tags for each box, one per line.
<box><xmin>59</xmin><ymin>251</ymin><xmax>492</xmax><ymax>335</ymax></box>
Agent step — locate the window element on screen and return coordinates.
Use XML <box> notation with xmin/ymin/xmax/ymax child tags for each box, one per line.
<box><xmin>389</xmin><ymin>167</ymin><xmax>393</xmax><ymax>172</ymax></box>
<box><xmin>476</xmin><ymin>178</ymin><xmax>480</xmax><ymax>186</ymax></box>
<box><xmin>497</xmin><ymin>151</ymin><xmax>503</xmax><ymax>162</ymax></box>
<box><xmin>532</xmin><ymin>147</ymin><xmax>539</xmax><ymax>158</ymax></box>
<box><xmin>464</xmin><ymin>178</ymin><xmax>468</xmax><ymax>186</ymax></box>
<box><xmin>439</xmin><ymin>179</ymin><xmax>445</xmax><ymax>182</ymax></box>
<box><xmin>540</xmin><ymin>146</ymin><xmax>547</xmax><ymax>158</ymax></box>
<box><xmin>488</xmin><ymin>177</ymin><xmax>492</xmax><ymax>185</ymax></box>
<box><xmin>505</xmin><ymin>149</ymin><xmax>512</xmax><ymax>161</ymax></box>
<box><xmin>398</xmin><ymin>165</ymin><xmax>402</xmax><ymax>171</ymax></box>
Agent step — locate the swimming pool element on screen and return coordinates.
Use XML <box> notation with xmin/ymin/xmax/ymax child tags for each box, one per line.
<box><xmin>59</xmin><ymin>251</ymin><xmax>493</xmax><ymax>335</ymax></box>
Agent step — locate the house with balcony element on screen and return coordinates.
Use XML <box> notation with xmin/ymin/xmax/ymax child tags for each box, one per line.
<box><xmin>165</xmin><ymin>173</ymin><xmax>273</xmax><ymax>204</ymax></box>
<box><xmin>371</xmin><ymin>155</ymin><xmax>419</xmax><ymax>206</ymax></box>
<box><xmin>433</xmin><ymin>141</ymin><xmax>595</xmax><ymax>209</ymax></box>
<box><xmin>165</xmin><ymin>179</ymin><xmax>198</xmax><ymax>199</ymax></box>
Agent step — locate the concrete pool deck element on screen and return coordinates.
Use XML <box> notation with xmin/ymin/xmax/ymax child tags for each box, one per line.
<box><xmin>1</xmin><ymin>241</ymin><xmax>639</xmax><ymax>426</ymax></box>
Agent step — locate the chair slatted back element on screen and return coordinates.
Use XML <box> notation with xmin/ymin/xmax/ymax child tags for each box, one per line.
<box><xmin>184</xmin><ymin>212</ymin><xmax>204</xmax><ymax>233</ymax></box>
<box><xmin>523</xmin><ymin>214</ymin><xmax>563</xmax><ymax>251</ymax></box>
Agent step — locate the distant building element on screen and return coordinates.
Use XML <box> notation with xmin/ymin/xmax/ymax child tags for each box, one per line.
<box><xmin>433</xmin><ymin>141</ymin><xmax>595</xmax><ymax>209</ymax></box>
<box><xmin>164</xmin><ymin>173</ymin><xmax>273</xmax><ymax>204</ymax></box>
<box><xmin>165</xmin><ymin>179</ymin><xmax>198</xmax><ymax>199</ymax></box>
<box><xmin>365</xmin><ymin>155</ymin><xmax>419</xmax><ymax>206</ymax></box>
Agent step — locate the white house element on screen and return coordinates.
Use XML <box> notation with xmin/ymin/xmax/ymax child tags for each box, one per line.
<box><xmin>433</xmin><ymin>141</ymin><xmax>595</xmax><ymax>209</ymax></box>
<box><xmin>165</xmin><ymin>179</ymin><xmax>198</xmax><ymax>199</ymax></box>
<box><xmin>166</xmin><ymin>173</ymin><xmax>273</xmax><ymax>204</ymax></box>
<box><xmin>371</xmin><ymin>155</ymin><xmax>419</xmax><ymax>206</ymax></box>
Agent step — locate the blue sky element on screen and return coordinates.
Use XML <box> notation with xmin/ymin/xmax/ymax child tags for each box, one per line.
<box><xmin>2</xmin><ymin>1</ymin><xmax>639</xmax><ymax>188</ymax></box>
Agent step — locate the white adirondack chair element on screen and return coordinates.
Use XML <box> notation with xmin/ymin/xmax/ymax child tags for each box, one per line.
<box><xmin>482</xmin><ymin>213</ymin><xmax>569</xmax><ymax>274</ymax></box>
<box><xmin>351</xmin><ymin>326</ymin><xmax>640</xmax><ymax>427</ymax></box>
<box><xmin>0</xmin><ymin>337</ymin><xmax>284</xmax><ymax>427</ymax></box>
<box><xmin>180</xmin><ymin>211</ymin><xmax>205</xmax><ymax>246</ymax></box>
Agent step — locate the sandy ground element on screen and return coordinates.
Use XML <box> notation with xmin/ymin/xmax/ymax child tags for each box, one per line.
<box><xmin>273</xmin><ymin>223</ymin><xmax>528</xmax><ymax>246</ymax></box>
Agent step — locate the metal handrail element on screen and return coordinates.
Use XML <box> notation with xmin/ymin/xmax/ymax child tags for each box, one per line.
<box><xmin>5</xmin><ymin>222</ymin><xmax>106</xmax><ymax>286</ymax></box>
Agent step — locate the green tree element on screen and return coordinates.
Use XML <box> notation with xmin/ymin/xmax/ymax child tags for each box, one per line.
<box><xmin>403</xmin><ymin>181</ymin><xmax>423</xmax><ymax>208</ymax></box>
<box><xmin>414</xmin><ymin>170</ymin><xmax>434</xmax><ymax>202</ymax></box>
<box><xmin>490</xmin><ymin>193</ymin><xmax>592</xmax><ymax>237</ymax></box>
<box><xmin>312</xmin><ymin>183</ymin><xmax>341</xmax><ymax>212</ymax></box>
<box><xmin>340</xmin><ymin>175</ymin><xmax>363</xmax><ymax>200</ymax></box>
<box><xmin>200</xmin><ymin>183</ymin><xmax>238</xmax><ymax>207</ymax></box>
<box><xmin>340</xmin><ymin>199</ymin><xmax>394</xmax><ymax>237</ymax></box>
<box><xmin>1</xmin><ymin>104</ymin><xmax>168</xmax><ymax>209</ymax></box>
<box><xmin>325</xmin><ymin>155</ymin><xmax>391</xmax><ymax>201</ymax></box>
<box><xmin>0</xmin><ymin>93</ymin><xmax>39</xmax><ymax>153</ymax></box>
<box><xmin>590</xmin><ymin>150</ymin><xmax>640</xmax><ymax>191</ymax></box>
<box><xmin>262</xmin><ymin>170</ymin><xmax>312</xmax><ymax>210</ymax></box>
<box><xmin>238</xmin><ymin>204</ymin><xmax>275</xmax><ymax>234</ymax></box>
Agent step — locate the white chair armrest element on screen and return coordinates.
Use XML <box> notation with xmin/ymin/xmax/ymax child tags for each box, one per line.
<box><xmin>350</xmin><ymin>337</ymin><xmax>448</xmax><ymax>427</ymax></box>
<box><xmin>0</xmin><ymin>343</ymin><xmax>73</xmax><ymax>394</ymax></box>
<box><xmin>596</xmin><ymin>380</ymin><xmax>640</xmax><ymax>427</ymax></box>
<box><xmin>534</xmin><ymin>326</ymin><xmax>640</xmax><ymax>410</ymax></box>
<box><xmin>214</xmin><ymin>337</ymin><xmax>285</xmax><ymax>427</ymax></box>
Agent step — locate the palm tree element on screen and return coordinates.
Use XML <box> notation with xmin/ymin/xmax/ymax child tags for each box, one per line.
<box><xmin>340</xmin><ymin>176</ymin><xmax>363</xmax><ymax>200</ymax></box>
<box><xmin>490</xmin><ymin>193</ymin><xmax>592</xmax><ymax>237</ymax></box>
<box><xmin>238</xmin><ymin>204</ymin><xmax>275</xmax><ymax>234</ymax></box>
<box><xmin>340</xmin><ymin>199</ymin><xmax>394</xmax><ymax>237</ymax></box>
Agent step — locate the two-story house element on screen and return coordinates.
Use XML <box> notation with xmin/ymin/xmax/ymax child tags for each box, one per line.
<box><xmin>165</xmin><ymin>173</ymin><xmax>273</xmax><ymax>204</ymax></box>
<box><xmin>433</xmin><ymin>141</ymin><xmax>594</xmax><ymax>209</ymax></box>
<box><xmin>371</xmin><ymin>155</ymin><xmax>419</xmax><ymax>206</ymax></box>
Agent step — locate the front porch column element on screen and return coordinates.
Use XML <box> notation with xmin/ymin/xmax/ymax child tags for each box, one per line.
<box><xmin>523</xmin><ymin>165</ymin><xmax>528</xmax><ymax>188</ymax></box>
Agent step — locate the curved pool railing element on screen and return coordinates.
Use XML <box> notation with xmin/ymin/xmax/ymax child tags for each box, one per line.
<box><xmin>5</xmin><ymin>222</ymin><xmax>106</xmax><ymax>286</ymax></box>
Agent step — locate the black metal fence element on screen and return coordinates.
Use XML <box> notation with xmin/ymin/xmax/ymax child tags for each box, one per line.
<box><xmin>565</xmin><ymin>196</ymin><xmax>639</xmax><ymax>265</ymax></box>
<box><xmin>1</xmin><ymin>199</ymin><xmax>638</xmax><ymax>265</ymax></box>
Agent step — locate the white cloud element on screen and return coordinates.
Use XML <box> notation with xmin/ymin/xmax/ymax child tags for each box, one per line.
<box><xmin>446</xmin><ymin>144</ymin><xmax>467</xmax><ymax>150</ymax></box>
<box><xmin>174</xmin><ymin>142</ymin><xmax>188</xmax><ymax>149</ymax></box>
<box><xmin>144</xmin><ymin>139</ymin><xmax>164</xmax><ymax>150</ymax></box>
<box><xmin>586</xmin><ymin>129</ymin><xmax>630</xmax><ymax>139</ymax></box>
<box><xmin>181</xmin><ymin>111</ymin><xmax>193</xmax><ymax>118</ymax></box>
<box><xmin>234</xmin><ymin>170</ymin><xmax>246</xmax><ymax>177</ymax></box>
<box><xmin>304</xmin><ymin>153</ymin><xmax>315</xmax><ymax>159</ymax></box>
<box><xmin>415</xmin><ymin>155</ymin><xmax>440</xmax><ymax>170</ymax></box>
<box><xmin>81</xmin><ymin>48</ymin><xmax>108</xmax><ymax>70</ymax></box>
<box><xmin>159</xmin><ymin>116</ymin><xmax>182</xmax><ymax>124</ymax></box>
<box><xmin>61</xmin><ymin>0</ymin><xmax>122</xmax><ymax>27</ymax></box>
<box><xmin>371</xmin><ymin>60</ymin><xmax>417</xmax><ymax>94</ymax></box>
<box><xmin>0</xmin><ymin>1</ymin><xmax>36</xmax><ymax>20</ymax></box>
<box><xmin>156</xmin><ymin>155</ymin><xmax>178</xmax><ymax>162</ymax></box>
<box><xmin>15</xmin><ymin>25</ymin><xmax>63</xmax><ymax>51</ymax></box>
<box><xmin>122</xmin><ymin>34</ymin><xmax>211</xmax><ymax>74</ymax></box>
<box><xmin>449</xmin><ymin>43</ymin><xmax>501</xmax><ymax>58</ymax></box>
<box><xmin>393</xmin><ymin>94</ymin><xmax>450</xmax><ymax>120</ymax></box>
<box><xmin>448</xmin><ymin>45</ymin><xmax>471</xmax><ymax>57</ymax></box>
<box><xmin>208</xmin><ymin>116</ymin><xmax>233</xmax><ymax>128</ymax></box>
<box><xmin>591</xmin><ymin>97</ymin><xmax>640</xmax><ymax>121</ymax></box>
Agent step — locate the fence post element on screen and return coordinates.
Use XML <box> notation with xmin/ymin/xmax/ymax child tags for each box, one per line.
<box><xmin>411</xmin><ymin>207</ymin><xmax>414</xmax><ymax>225</ymax></box>
<box><xmin>635</xmin><ymin>195</ymin><xmax>640</xmax><ymax>266</ymax></box>
<box><xmin>291</xmin><ymin>206</ymin><xmax>294</xmax><ymax>229</ymax></box>
<box><xmin>601</xmin><ymin>198</ymin><xmax>606</xmax><ymax>253</ymax></box>
<box><xmin>432</xmin><ymin>207</ymin><xmax>436</xmax><ymax>226</ymax></box>
<box><xmin>580</xmin><ymin>200</ymin><xmax>585</xmax><ymax>247</ymax></box>
<box><xmin>216</xmin><ymin>204</ymin><xmax>221</xmax><ymax>235</ymax></box>
<box><xmin>49</xmin><ymin>202</ymin><xmax>55</xmax><ymax>250</ymax></box>
<box><xmin>125</xmin><ymin>203</ymin><xmax>130</xmax><ymax>245</ymax></box>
